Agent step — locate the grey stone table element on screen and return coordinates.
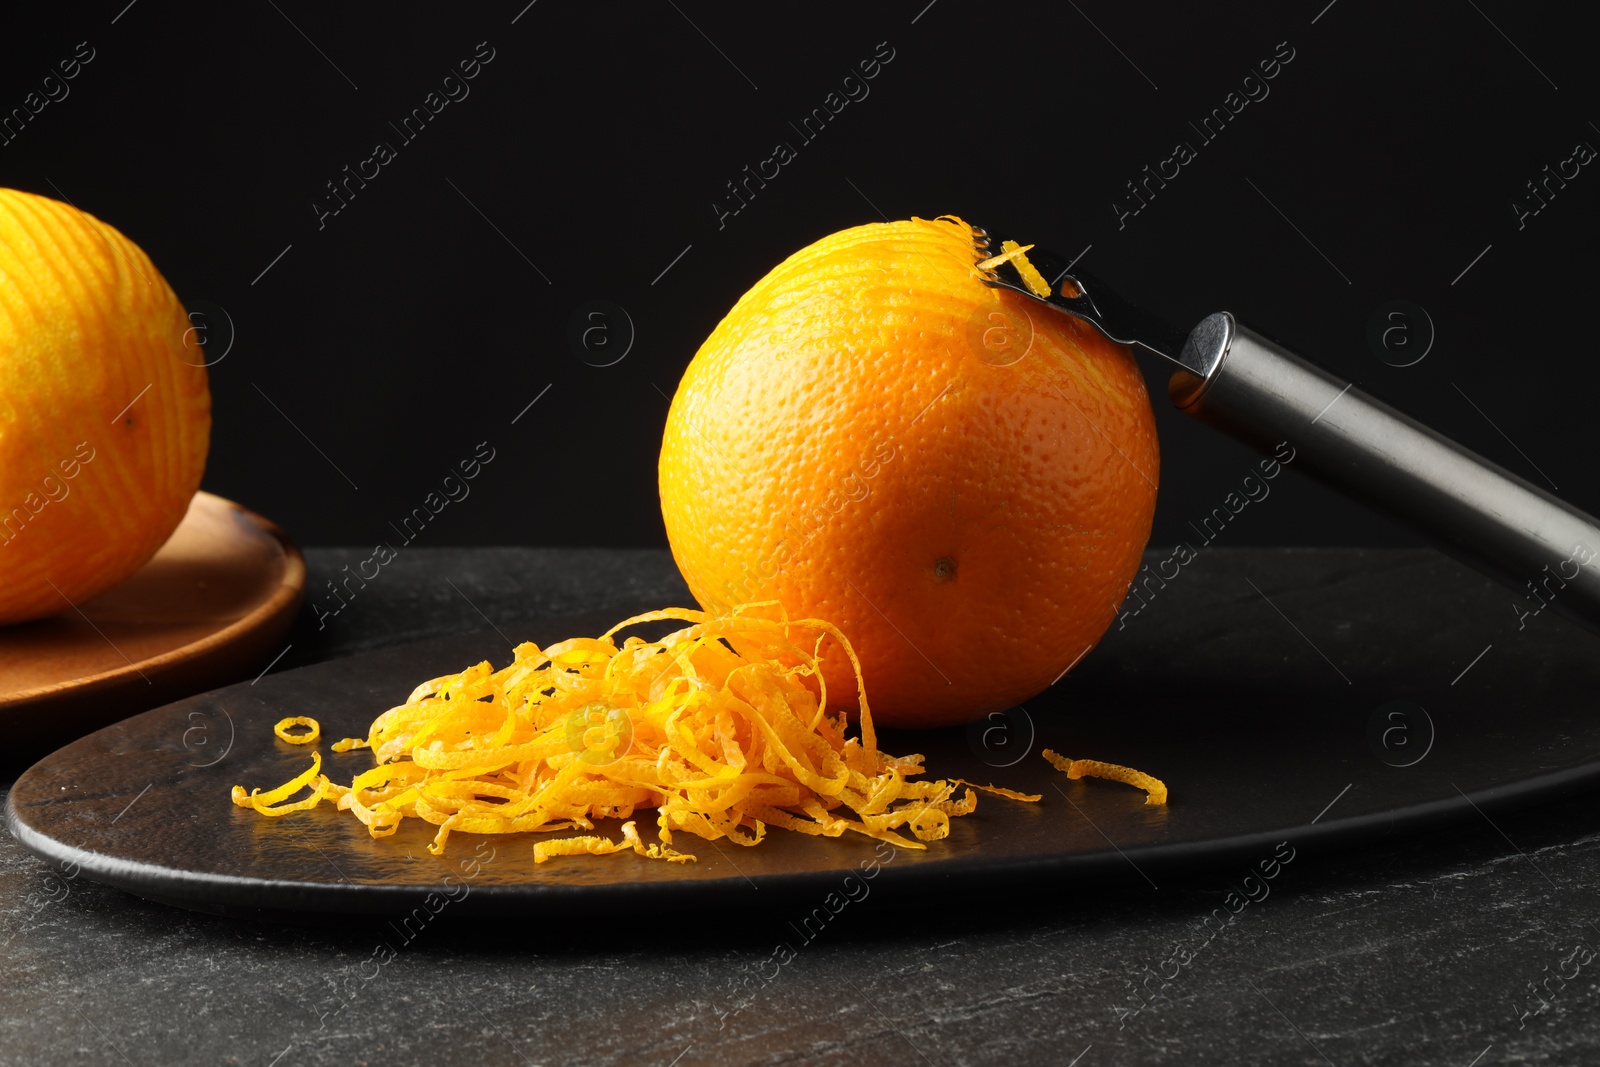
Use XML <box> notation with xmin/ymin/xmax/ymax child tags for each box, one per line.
<box><xmin>3</xmin><ymin>548</ymin><xmax>1598</xmax><ymax>1066</ymax></box>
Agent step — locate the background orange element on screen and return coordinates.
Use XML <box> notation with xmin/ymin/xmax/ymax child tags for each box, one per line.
<box><xmin>0</xmin><ymin>189</ymin><xmax>210</xmax><ymax>624</ymax></box>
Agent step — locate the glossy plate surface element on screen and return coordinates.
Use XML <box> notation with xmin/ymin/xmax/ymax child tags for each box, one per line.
<box><xmin>7</xmin><ymin>550</ymin><xmax>1597</xmax><ymax>918</ymax></box>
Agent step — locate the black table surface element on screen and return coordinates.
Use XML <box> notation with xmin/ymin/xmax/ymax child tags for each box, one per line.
<box><xmin>4</xmin><ymin>547</ymin><xmax>1598</xmax><ymax>1067</ymax></box>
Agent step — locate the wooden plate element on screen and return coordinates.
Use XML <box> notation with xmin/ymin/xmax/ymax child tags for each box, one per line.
<box><xmin>0</xmin><ymin>491</ymin><xmax>304</xmax><ymax>757</ymax></box>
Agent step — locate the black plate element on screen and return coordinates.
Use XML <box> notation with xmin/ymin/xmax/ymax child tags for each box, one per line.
<box><xmin>8</xmin><ymin>549</ymin><xmax>1600</xmax><ymax>919</ymax></box>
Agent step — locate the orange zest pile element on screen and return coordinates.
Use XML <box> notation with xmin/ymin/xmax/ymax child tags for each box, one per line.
<box><xmin>1043</xmin><ymin>748</ymin><xmax>1167</xmax><ymax>806</ymax></box>
<box><xmin>231</xmin><ymin>605</ymin><xmax>1039</xmax><ymax>862</ymax></box>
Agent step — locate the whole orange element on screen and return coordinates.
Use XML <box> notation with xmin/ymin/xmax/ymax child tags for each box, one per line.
<box><xmin>0</xmin><ymin>188</ymin><xmax>210</xmax><ymax>625</ymax></box>
<box><xmin>659</xmin><ymin>216</ymin><xmax>1159</xmax><ymax>728</ymax></box>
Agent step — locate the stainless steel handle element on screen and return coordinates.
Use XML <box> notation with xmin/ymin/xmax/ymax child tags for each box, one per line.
<box><xmin>1169</xmin><ymin>312</ymin><xmax>1600</xmax><ymax>636</ymax></box>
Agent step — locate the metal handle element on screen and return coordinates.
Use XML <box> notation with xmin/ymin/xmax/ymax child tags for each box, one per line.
<box><xmin>1169</xmin><ymin>312</ymin><xmax>1600</xmax><ymax>636</ymax></box>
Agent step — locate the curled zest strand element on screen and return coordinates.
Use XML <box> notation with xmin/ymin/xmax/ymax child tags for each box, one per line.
<box><xmin>950</xmin><ymin>778</ymin><xmax>1043</xmax><ymax>803</ymax></box>
<box><xmin>1043</xmin><ymin>748</ymin><xmax>1167</xmax><ymax>806</ymax></box>
<box><xmin>273</xmin><ymin>716</ymin><xmax>320</xmax><ymax>745</ymax></box>
<box><xmin>1003</xmin><ymin>240</ymin><xmax>1052</xmax><ymax>298</ymax></box>
<box><xmin>231</xmin><ymin>751</ymin><xmax>329</xmax><ymax>817</ymax></box>
<box><xmin>975</xmin><ymin>242</ymin><xmax>1034</xmax><ymax>273</ymax></box>
<box><xmin>976</xmin><ymin>241</ymin><xmax>1053</xmax><ymax>299</ymax></box>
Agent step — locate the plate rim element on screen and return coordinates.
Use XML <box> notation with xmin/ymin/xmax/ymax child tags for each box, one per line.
<box><xmin>9</xmin><ymin>753</ymin><xmax>1598</xmax><ymax>917</ymax></box>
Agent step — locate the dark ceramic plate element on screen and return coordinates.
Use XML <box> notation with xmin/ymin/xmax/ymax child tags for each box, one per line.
<box><xmin>8</xmin><ymin>550</ymin><xmax>1600</xmax><ymax>919</ymax></box>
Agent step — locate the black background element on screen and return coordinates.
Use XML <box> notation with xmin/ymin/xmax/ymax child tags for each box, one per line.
<box><xmin>4</xmin><ymin>1</ymin><xmax>1594</xmax><ymax>550</ymax></box>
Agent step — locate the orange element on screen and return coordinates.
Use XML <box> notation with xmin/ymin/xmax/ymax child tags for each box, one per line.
<box><xmin>659</xmin><ymin>216</ymin><xmax>1159</xmax><ymax>728</ymax></box>
<box><xmin>0</xmin><ymin>188</ymin><xmax>210</xmax><ymax>625</ymax></box>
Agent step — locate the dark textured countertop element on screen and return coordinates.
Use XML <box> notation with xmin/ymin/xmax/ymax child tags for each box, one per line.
<box><xmin>4</xmin><ymin>547</ymin><xmax>1599</xmax><ymax>1067</ymax></box>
